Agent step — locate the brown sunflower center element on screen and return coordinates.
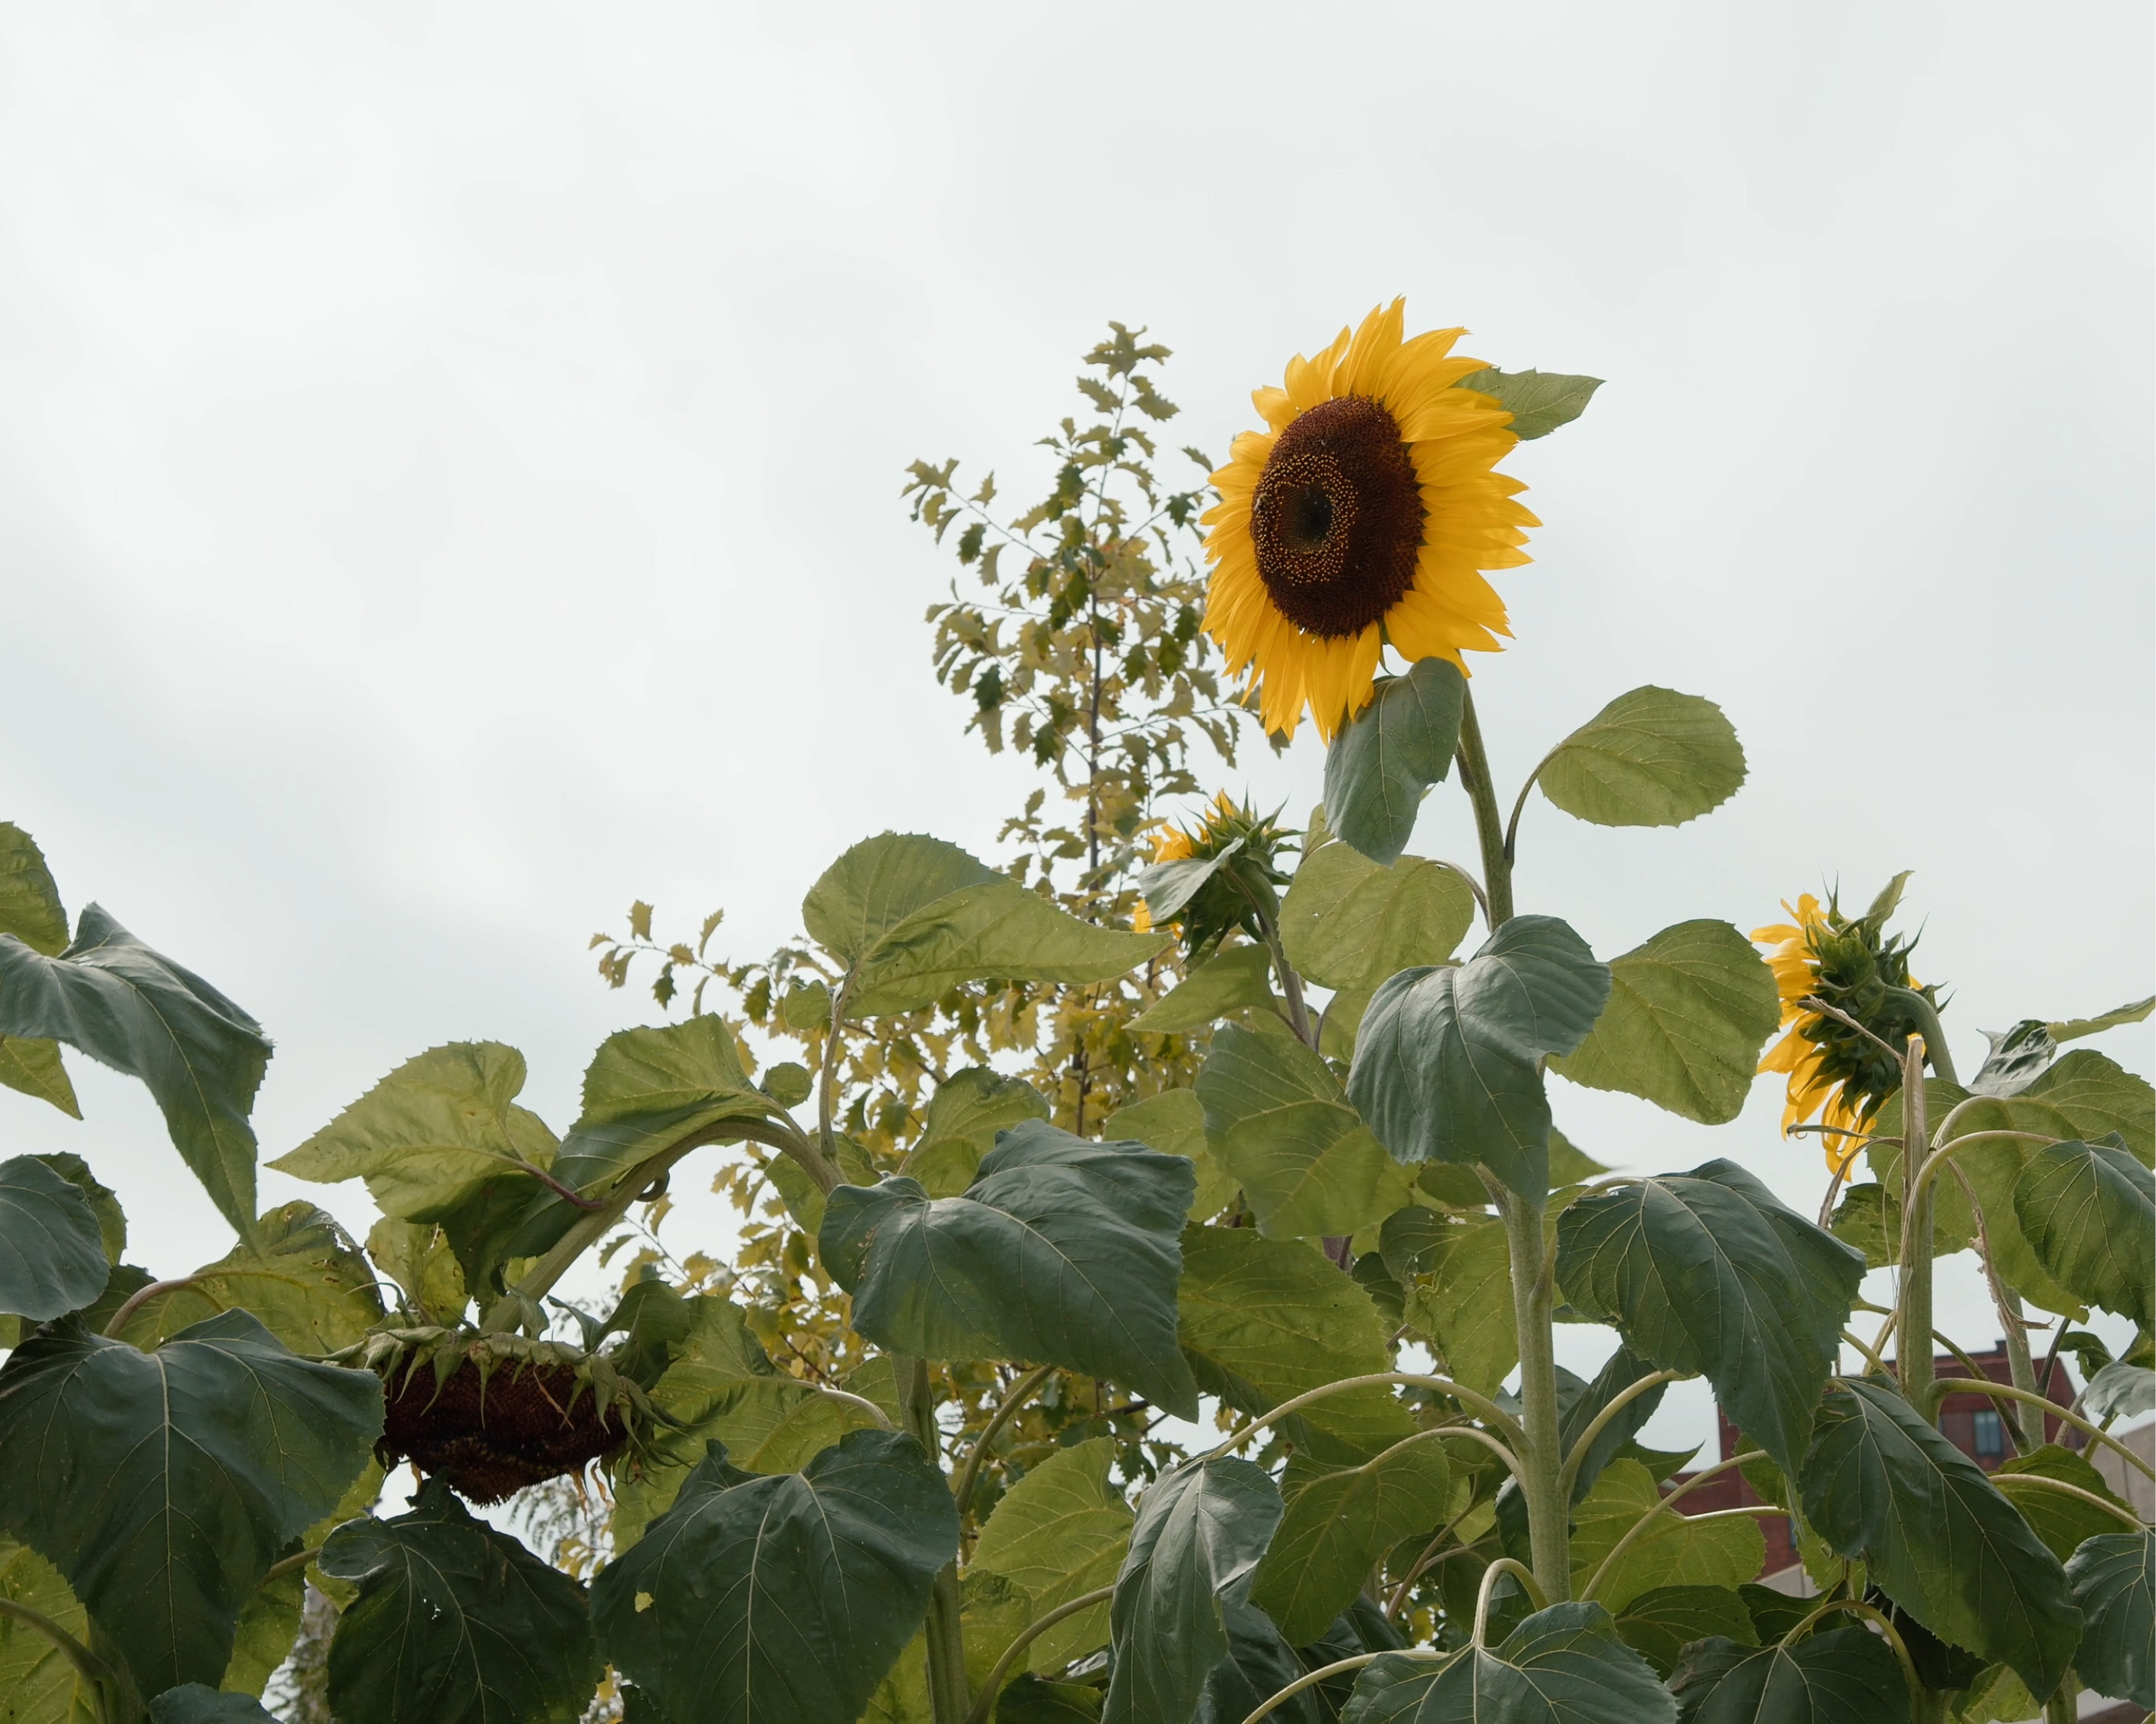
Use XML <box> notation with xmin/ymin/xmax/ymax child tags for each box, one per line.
<box><xmin>1249</xmin><ymin>394</ymin><xmax>1425</xmax><ymax>638</ymax></box>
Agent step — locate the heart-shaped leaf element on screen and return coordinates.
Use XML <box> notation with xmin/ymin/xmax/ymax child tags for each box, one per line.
<box><xmin>1395</xmin><ymin>1214</ymin><xmax>1514</xmax><ymax>1398</ymax></box>
<box><xmin>970</xmin><ymin>1436</ymin><xmax>1133</xmax><ymax>1672</ymax></box>
<box><xmin>1104</xmin><ymin>1456</ymin><xmax>1281</xmax><ymax>1724</ymax></box>
<box><xmin>1342</xmin><ymin>1601</ymin><xmax>1672</xmax><ymax>1722</ymax></box>
<box><xmin>2012</xmin><ymin>1137</ymin><xmax>2154</xmax><ymax>1329</ymax></box>
<box><xmin>1199</xmin><ymin>1024</ymin><xmax>1413</xmax><ymax>1240</ymax></box>
<box><xmin>822</xmin><ymin>1120</ymin><xmax>1199</xmax><ymax>1418</ymax></box>
<box><xmin>0</xmin><ymin>1155</ymin><xmax>109</xmax><ymax>1322</ymax></box>
<box><xmin>592</xmin><ymin>1431</ymin><xmax>957</xmax><ymax>1724</ymax></box>
<box><xmin>899</xmin><ymin>1066</ymin><xmax>1051</xmax><ymax>1196</ymax></box>
<box><xmin>550</xmin><ymin>1015</ymin><xmax>782</xmax><ymax>1198</ymax></box>
<box><xmin>1797</xmin><ymin>1376</ymin><xmax>2079</xmax><ymax>1699</ymax></box>
<box><xmin>0</xmin><ymin>907</ymin><xmax>271</xmax><ymax>1241</ymax></box>
<box><xmin>1322</xmin><ymin>658</ymin><xmax>1465</xmax><ymax>867</ymax></box>
<box><xmin>1610</xmin><ymin>1585</ymin><xmax>1754</xmax><ymax>1679</ymax></box>
<box><xmin>320</xmin><ymin>1478</ymin><xmax>599</xmax><ymax>1724</ymax></box>
<box><xmin>1570</xmin><ymin>1459</ymin><xmax>1763</xmax><ymax>1612</ymax></box>
<box><xmin>1551</xmin><ymin>920</ymin><xmax>1779</xmax><ymax>1125</ymax></box>
<box><xmin>0</xmin><ymin>1310</ymin><xmax>381</xmax><ymax>1698</ymax></box>
<box><xmin>1666</xmin><ymin>1626</ymin><xmax>1909</xmax><ymax>1722</ymax></box>
<box><xmin>2066</xmin><ymin>1529</ymin><xmax>2152</xmax><ymax>1708</ymax></box>
<box><xmin>1348</xmin><ymin>916</ymin><xmax>1610</xmax><ymax>1197</ymax></box>
<box><xmin>1251</xmin><ymin>1433</ymin><xmax>1453</xmax><ymax>1643</ymax></box>
<box><xmin>1529</xmin><ymin>687</ymin><xmax>1744</xmax><ymax>831</ymax></box>
<box><xmin>1104</xmin><ymin>1090</ymin><xmax>1239</xmax><ymax>1223</ymax></box>
<box><xmin>1128</xmin><ymin>945</ymin><xmax>1278</xmax><ymax>1034</ymax></box>
<box><xmin>1556</xmin><ymin>1161</ymin><xmax>1862</xmax><ymax>1478</ymax></box>
<box><xmin>1280</xmin><ymin>834</ymin><xmax>1476</xmax><ymax>994</ymax></box>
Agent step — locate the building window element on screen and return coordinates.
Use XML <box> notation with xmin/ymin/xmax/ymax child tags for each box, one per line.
<box><xmin>1973</xmin><ymin>1408</ymin><xmax>2004</xmax><ymax>1459</ymax></box>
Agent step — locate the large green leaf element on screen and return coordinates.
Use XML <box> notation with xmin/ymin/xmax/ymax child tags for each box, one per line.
<box><xmin>548</xmin><ymin>1015</ymin><xmax>779</xmax><ymax>1197</ymax></box>
<box><xmin>970</xmin><ymin>1436</ymin><xmax>1133</xmax><ymax>1672</ymax></box>
<box><xmin>110</xmin><ymin>1201</ymin><xmax>382</xmax><ymax>1355</ymax></box>
<box><xmin>1104</xmin><ymin>1456</ymin><xmax>1280</xmax><ymax>1724</ymax></box>
<box><xmin>1322</xmin><ymin>659</ymin><xmax>1466</xmax><ymax>867</ymax></box>
<box><xmin>1127</xmin><ymin>945</ymin><xmax>1279</xmax><ymax>1034</ymax></box>
<box><xmin>1279</xmin><ymin>836</ymin><xmax>1475</xmax><ymax>994</ymax></box>
<box><xmin>804</xmin><ymin>834</ymin><xmax>1164</xmax><ymax>1018</ymax></box>
<box><xmin>1610</xmin><ymin>1585</ymin><xmax>1754</xmax><ymax>1679</ymax></box>
<box><xmin>1569</xmin><ymin>1459</ymin><xmax>1764</xmax><ymax>1613</ymax></box>
<box><xmin>1560</xmin><ymin>1345</ymin><xmax>1674</xmax><ymax>1504</ymax></box>
<box><xmin>614</xmin><ymin>1296</ymin><xmax>884</xmax><ymax>1544</ymax></box>
<box><xmin>1551</xmin><ymin>921</ymin><xmax>1778</xmax><ymax>1125</ymax></box>
<box><xmin>2066</xmin><ymin>1530</ymin><xmax>2152</xmax><ymax>1707</ymax></box>
<box><xmin>1348</xmin><ymin>916</ymin><xmax>1610</xmax><ymax>1196</ymax></box>
<box><xmin>1176</xmin><ymin>1226</ymin><xmax>1415</xmax><ymax>1454</ymax></box>
<box><xmin>1531</xmin><ymin>688</ymin><xmax>1745</xmax><ymax>831</ymax></box>
<box><xmin>1797</xmin><ymin>1376</ymin><xmax>2080</xmax><ymax>1698</ymax></box>
<box><xmin>1251</xmin><ymin>1434</ymin><xmax>1452</xmax><ymax>1642</ymax></box>
<box><xmin>2012</xmin><ymin>1138</ymin><xmax>2154</xmax><ymax>1328</ymax></box>
<box><xmin>1666</xmin><ymin>1627</ymin><xmax>1909</xmax><ymax>1722</ymax></box>
<box><xmin>1199</xmin><ymin>1025</ymin><xmax>1413</xmax><ymax>1240</ymax></box>
<box><xmin>0</xmin><ymin>1310</ymin><xmax>381</xmax><ymax>1698</ymax></box>
<box><xmin>1342</xmin><ymin>1601</ymin><xmax>1672</xmax><ymax>1722</ymax></box>
<box><xmin>0</xmin><ymin>825</ymin><xmax>68</xmax><ymax>955</ymax></box>
<box><xmin>1556</xmin><ymin>1161</ymin><xmax>1863</xmax><ymax>1477</ymax></box>
<box><xmin>1393</xmin><ymin>1214</ymin><xmax>1515</xmax><ymax>1398</ymax></box>
<box><xmin>0</xmin><ymin>1155</ymin><xmax>109</xmax><ymax>1322</ymax></box>
<box><xmin>1104</xmin><ymin>1090</ymin><xmax>1237</xmax><ymax>1223</ymax></box>
<box><xmin>1455</xmin><ymin>367</ymin><xmax>1604</xmax><ymax>440</ymax></box>
<box><xmin>900</xmin><ymin>1066</ymin><xmax>1051</xmax><ymax>1197</ymax></box>
<box><xmin>592</xmin><ymin>1431</ymin><xmax>958</xmax><ymax>1724</ymax></box>
<box><xmin>1994</xmin><ymin>1445</ymin><xmax>2136</xmax><ymax>1562</ymax></box>
<box><xmin>269</xmin><ymin>1042</ymin><xmax>559</xmax><ymax>1224</ymax></box>
<box><xmin>0</xmin><ymin>1536</ymin><xmax>102</xmax><ymax>1724</ymax></box>
<box><xmin>320</xmin><ymin>1477</ymin><xmax>599</xmax><ymax>1724</ymax></box>
<box><xmin>822</xmin><ymin>1121</ymin><xmax>1198</xmax><ymax>1417</ymax></box>
<box><xmin>0</xmin><ymin>907</ymin><xmax>271</xmax><ymax>1241</ymax></box>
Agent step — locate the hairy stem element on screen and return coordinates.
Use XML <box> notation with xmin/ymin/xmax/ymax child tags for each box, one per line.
<box><xmin>1454</xmin><ymin>688</ymin><xmax>1514</xmax><ymax>927</ymax></box>
<box><xmin>1895</xmin><ymin>1037</ymin><xmax>1936</xmax><ymax>1417</ymax></box>
<box><xmin>901</xmin><ymin>1356</ymin><xmax>968</xmax><ymax>1724</ymax></box>
<box><xmin>1495</xmin><ymin>1182</ymin><xmax>1567</xmax><ymax>1598</ymax></box>
<box><xmin>0</xmin><ymin>1598</ymin><xmax>116</xmax><ymax>1718</ymax></box>
<box><xmin>953</xmin><ymin>1364</ymin><xmax>1055</xmax><ymax>1531</ymax></box>
<box><xmin>959</xmin><ymin>1585</ymin><xmax>1117</xmax><ymax>1724</ymax></box>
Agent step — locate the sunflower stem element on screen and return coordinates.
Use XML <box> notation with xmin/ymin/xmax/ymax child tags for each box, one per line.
<box><xmin>901</xmin><ymin>1355</ymin><xmax>970</xmax><ymax>1724</ymax></box>
<box><xmin>1895</xmin><ymin>1036</ymin><xmax>1938</xmax><ymax>1418</ymax></box>
<box><xmin>1491</xmin><ymin>1176</ymin><xmax>1569</xmax><ymax>1601</ymax></box>
<box><xmin>1455</xmin><ymin>688</ymin><xmax>1514</xmax><ymax>929</ymax></box>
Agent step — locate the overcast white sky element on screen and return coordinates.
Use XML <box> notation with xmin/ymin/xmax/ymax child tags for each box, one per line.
<box><xmin>2</xmin><ymin>2</ymin><xmax>2150</xmax><ymax>1457</ymax></box>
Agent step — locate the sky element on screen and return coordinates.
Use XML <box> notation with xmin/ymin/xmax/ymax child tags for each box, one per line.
<box><xmin>1</xmin><ymin>0</ymin><xmax>2150</xmax><ymax>1461</ymax></box>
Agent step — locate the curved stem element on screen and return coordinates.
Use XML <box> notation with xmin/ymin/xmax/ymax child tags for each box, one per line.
<box><xmin>1207</xmin><ymin>1372</ymin><xmax>1525</xmax><ymax>1460</ymax></box>
<box><xmin>103</xmin><ymin>1274</ymin><xmax>206</xmax><ymax>1339</ymax></box>
<box><xmin>1577</xmin><ymin>1450</ymin><xmax>1767</xmax><ymax>1601</ymax></box>
<box><xmin>1996</xmin><ymin>1473</ymin><xmax>2147</xmax><ymax>1529</ymax></box>
<box><xmin>1941</xmin><ymin>1157</ymin><xmax>2046</xmax><ymax>1444</ymax></box>
<box><xmin>1454</xmin><ymin>689</ymin><xmax>1514</xmax><ymax>927</ymax></box>
<box><xmin>1885</xmin><ymin>986</ymin><xmax>1958</xmax><ymax>1086</ymax></box>
<box><xmin>817</xmin><ymin>975</ymin><xmax>856</xmax><ymax>1163</ymax></box>
<box><xmin>1472</xmin><ymin>1557</ymin><xmax>1547</xmax><ymax>1645</ymax></box>
<box><xmin>0</xmin><ymin>1596</ymin><xmax>116</xmax><ymax>1709</ymax></box>
<box><xmin>261</xmin><ymin>1545</ymin><xmax>322</xmax><ymax>1588</ymax></box>
<box><xmin>1908</xmin><ymin>1131</ymin><xmax>2059</xmax><ymax>1210</ymax></box>
<box><xmin>1244</xmin><ymin>887</ymin><xmax>1314</xmax><ymax>1049</ymax></box>
<box><xmin>1384</xmin><ymin>1503</ymin><xmax>1479</xmax><ymax>1620</ymax></box>
<box><xmin>1781</xmin><ymin>1598</ymin><xmax>1923</xmax><ymax>1699</ymax></box>
<box><xmin>815</xmin><ymin>1385</ymin><xmax>895</xmax><ymax>1431</ymax></box>
<box><xmin>1434</xmin><ymin>860</ymin><xmax>1491</xmax><ymax>927</ymax></box>
<box><xmin>1895</xmin><ymin>1038</ymin><xmax>1935</xmax><ymax>1414</ymax></box>
<box><xmin>953</xmin><ymin>1365</ymin><xmax>1055</xmax><ymax>1526</ymax></box>
<box><xmin>1927</xmin><ymin>1326</ymin><xmax>2019</xmax><ymax>1452</ymax></box>
<box><xmin>959</xmin><ymin>1585</ymin><xmax>1117</xmax><ymax>1724</ymax></box>
<box><xmin>1930</xmin><ymin>1381</ymin><xmax>2155</xmax><ymax>1480</ymax></box>
<box><xmin>1237</xmin><ymin>1650</ymin><xmax>1458</xmax><ymax>1724</ymax></box>
<box><xmin>1557</xmin><ymin>1369</ymin><xmax>1688</xmax><ymax>1501</ymax></box>
<box><xmin>1842</xmin><ymin>1329</ymin><xmax>1892</xmax><ymax>1375</ymax></box>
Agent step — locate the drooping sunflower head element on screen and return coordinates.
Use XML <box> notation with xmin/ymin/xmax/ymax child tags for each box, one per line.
<box><xmin>1754</xmin><ymin>876</ymin><xmax>1939</xmax><ymax>1171</ymax></box>
<box><xmin>1201</xmin><ymin>300</ymin><xmax>1538</xmax><ymax>740</ymax></box>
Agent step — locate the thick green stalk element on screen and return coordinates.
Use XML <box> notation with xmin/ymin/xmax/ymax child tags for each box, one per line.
<box><xmin>1897</xmin><ymin>1039</ymin><xmax>1936</xmax><ymax>1416</ymax></box>
<box><xmin>1454</xmin><ymin>690</ymin><xmax>1514</xmax><ymax>928</ymax></box>
<box><xmin>1497</xmin><ymin>1184</ymin><xmax>1569</xmax><ymax>1598</ymax></box>
<box><xmin>901</xmin><ymin>1355</ymin><xmax>969</xmax><ymax>1724</ymax></box>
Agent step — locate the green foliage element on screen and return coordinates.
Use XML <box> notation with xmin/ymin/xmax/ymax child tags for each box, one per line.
<box><xmin>148</xmin><ymin>1688</ymin><xmax>277</xmax><ymax>1723</ymax></box>
<box><xmin>1798</xmin><ymin>1378</ymin><xmax>2079</xmax><ymax>1699</ymax></box>
<box><xmin>1127</xmin><ymin>944</ymin><xmax>1276</xmax><ymax>1034</ymax></box>
<box><xmin>0</xmin><ymin>908</ymin><xmax>271</xmax><ymax>1242</ymax></box>
<box><xmin>1321</xmin><ymin>659</ymin><xmax>1466</xmax><ymax>865</ymax></box>
<box><xmin>1557</xmin><ymin>1162</ymin><xmax>1863</xmax><ymax>1478</ymax></box>
<box><xmin>0</xmin><ymin>1157</ymin><xmax>109</xmax><ymax>1322</ymax></box>
<box><xmin>592</xmin><ymin>1433</ymin><xmax>958</xmax><ymax>1724</ymax></box>
<box><xmin>2011</xmin><ymin>1136</ymin><xmax>2154</xmax><ymax>1328</ymax></box>
<box><xmin>901</xmin><ymin>1066</ymin><xmax>1052</xmax><ymax>1196</ymax></box>
<box><xmin>969</xmin><ymin>1437</ymin><xmax>1131</xmax><ymax>1671</ymax></box>
<box><xmin>1390</xmin><ymin>1213</ymin><xmax>1516</xmax><ymax>1398</ymax></box>
<box><xmin>1104</xmin><ymin>1456</ymin><xmax>1280</xmax><ymax>1724</ymax></box>
<box><xmin>1280</xmin><ymin>833</ymin><xmax>1476</xmax><ymax>996</ymax></box>
<box><xmin>0</xmin><ymin>1311</ymin><xmax>380</xmax><ymax>1698</ymax></box>
<box><xmin>0</xmin><ymin>825</ymin><xmax>77</xmax><ymax>1119</ymax></box>
<box><xmin>1199</xmin><ymin>1024</ymin><xmax>1413</xmax><ymax>1239</ymax></box>
<box><xmin>321</xmin><ymin>1477</ymin><xmax>600</xmax><ymax>1724</ymax></box>
<box><xmin>1251</xmin><ymin>1434</ymin><xmax>1452</xmax><ymax>1642</ymax></box>
<box><xmin>1455</xmin><ymin>367</ymin><xmax>1605</xmax><ymax>440</ymax></box>
<box><xmin>1666</xmin><ymin>1627</ymin><xmax>1909</xmax><ymax>1722</ymax></box>
<box><xmin>1529</xmin><ymin>687</ymin><xmax>1745</xmax><ymax>831</ymax></box>
<box><xmin>1349</xmin><ymin>916</ymin><xmax>1610</xmax><ymax>1196</ymax></box>
<box><xmin>1571</xmin><ymin>1459</ymin><xmax>1764</xmax><ymax>1612</ymax></box>
<box><xmin>1993</xmin><ymin>1444</ymin><xmax>2135</xmax><ymax>1562</ymax></box>
<box><xmin>109</xmin><ymin>1201</ymin><xmax>382</xmax><ymax>1355</ymax></box>
<box><xmin>0</xmin><ymin>1536</ymin><xmax>103</xmax><ymax>1724</ymax></box>
<box><xmin>822</xmin><ymin>1122</ymin><xmax>1199</xmax><ymax>1417</ymax></box>
<box><xmin>1610</xmin><ymin>1585</ymin><xmax>1754</xmax><ymax>1680</ymax></box>
<box><xmin>1551</xmin><ymin>920</ymin><xmax>1780</xmax><ymax>1124</ymax></box>
<box><xmin>1344</xmin><ymin>1601</ymin><xmax>1673</xmax><ymax>1722</ymax></box>
<box><xmin>2065</xmin><ymin>1530</ymin><xmax>2152</xmax><ymax>1706</ymax></box>
<box><xmin>551</xmin><ymin>1014</ymin><xmax>782</xmax><ymax>1195</ymax></box>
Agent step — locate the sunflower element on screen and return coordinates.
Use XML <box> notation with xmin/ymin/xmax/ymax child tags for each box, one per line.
<box><xmin>1201</xmin><ymin>300</ymin><xmax>1537</xmax><ymax>739</ymax></box>
<box><xmin>1133</xmin><ymin>793</ymin><xmax>1293</xmax><ymax>955</ymax></box>
<box><xmin>1754</xmin><ymin>886</ymin><xmax>1937</xmax><ymax>1172</ymax></box>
